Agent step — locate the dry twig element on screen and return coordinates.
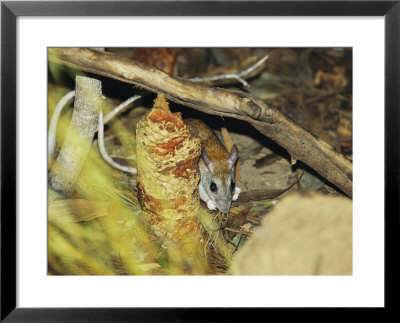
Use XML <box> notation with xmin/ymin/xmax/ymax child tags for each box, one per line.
<box><xmin>189</xmin><ymin>54</ymin><xmax>269</xmax><ymax>87</ymax></box>
<box><xmin>98</xmin><ymin>110</ymin><xmax>138</xmax><ymax>174</ymax></box>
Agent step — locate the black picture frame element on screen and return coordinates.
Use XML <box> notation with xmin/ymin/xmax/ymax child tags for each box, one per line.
<box><xmin>1</xmin><ymin>1</ymin><xmax>399</xmax><ymax>321</ymax></box>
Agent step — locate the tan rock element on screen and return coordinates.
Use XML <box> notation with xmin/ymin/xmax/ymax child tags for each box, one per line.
<box><xmin>230</xmin><ymin>193</ymin><xmax>352</xmax><ymax>275</ymax></box>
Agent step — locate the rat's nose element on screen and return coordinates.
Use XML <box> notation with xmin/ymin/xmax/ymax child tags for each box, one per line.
<box><xmin>217</xmin><ymin>201</ymin><xmax>232</xmax><ymax>214</ymax></box>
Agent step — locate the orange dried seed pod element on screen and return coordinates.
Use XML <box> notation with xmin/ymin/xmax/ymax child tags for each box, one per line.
<box><xmin>136</xmin><ymin>94</ymin><xmax>202</xmax><ymax>241</ymax></box>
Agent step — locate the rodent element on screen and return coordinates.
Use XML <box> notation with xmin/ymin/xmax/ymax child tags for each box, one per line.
<box><xmin>184</xmin><ymin>119</ymin><xmax>241</xmax><ymax>214</ymax></box>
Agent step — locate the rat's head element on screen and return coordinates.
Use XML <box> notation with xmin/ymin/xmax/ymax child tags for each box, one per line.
<box><xmin>200</xmin><ymin>145</ymin><xmax>239</xmax><ymax>214</ymax></box>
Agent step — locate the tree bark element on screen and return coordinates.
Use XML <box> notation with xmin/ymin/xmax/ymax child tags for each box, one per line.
<box><xmin>49</xmin><ymin>75</ymin><xmax>102</xmax><ymax>196</ymax></box>
<box><xmin>48</xmin><ymin>48</ymin><xmax>352</xmax><ymax>197</ymax></box>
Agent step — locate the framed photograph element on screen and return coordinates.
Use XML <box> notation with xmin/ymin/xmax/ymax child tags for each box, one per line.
<box><xmin>1</xmin><ymin>1</ymin><xmax>398</xmax><ymax>321</ymax></box>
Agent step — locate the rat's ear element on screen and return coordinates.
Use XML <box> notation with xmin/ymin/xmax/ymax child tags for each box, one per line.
<box><xmin>228</xmin><ymin>144</ymin><xmax>238</xmax><ymax>167</ymax></box>
<box><xmin>201</xmin><ymin>148</ymin><xmax>214</xmax><ymax>173</ymax></box>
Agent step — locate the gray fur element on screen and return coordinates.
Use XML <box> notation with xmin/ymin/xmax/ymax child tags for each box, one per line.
<box><xmin>198</xmin><ymin>157</ymin><xmax>236</xmax><ymax>214</ymax></box>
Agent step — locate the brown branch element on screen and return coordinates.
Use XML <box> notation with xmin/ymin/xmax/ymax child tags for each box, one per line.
<box><xmin>48</xmin><ymin>48</ymin><xmax>353</xmax><ymax>197</ymax></box>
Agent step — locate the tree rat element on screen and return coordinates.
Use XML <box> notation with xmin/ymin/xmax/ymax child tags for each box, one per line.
<box><xmin>185</xmin><ymin>119</ymin><xmax>241</xmax><ymax>214</ymax></box>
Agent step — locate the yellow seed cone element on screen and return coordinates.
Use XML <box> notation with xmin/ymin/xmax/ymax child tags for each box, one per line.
<box><xmin>136</xmin><ymin>94</ymin><xmax>202</xmax><ymax>241</ymax></box>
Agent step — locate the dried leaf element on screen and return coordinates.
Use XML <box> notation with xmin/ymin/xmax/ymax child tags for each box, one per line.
<box><xmin>133</xmin><ymin>48</ymin><xmax>177</xmax><ymax>75</ymax></box>
<box><xmin>314</xmin><ymin>67</ymin><xmax>348</xmax><ymax>89</ymax></box>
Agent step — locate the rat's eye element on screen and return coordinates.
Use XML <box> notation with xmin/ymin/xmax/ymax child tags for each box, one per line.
<box><xmin>210</xmin><ymin>182</ymin><xmax>218</xmax><ymax>193</ymax></box>
<box><xmin>230</xmin><ymin>181</ymin><xmax>236</xmax><ymax>192</ymax></box>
